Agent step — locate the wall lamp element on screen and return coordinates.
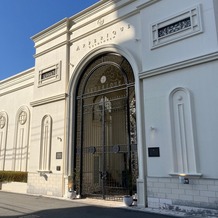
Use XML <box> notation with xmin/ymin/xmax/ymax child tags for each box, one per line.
<box><xmin>179</xmin><ymin>174</ymin><xmax>189</xmax><ymax>184</ymax></box>
<box><xmin>57</xmin><ymin>137</ymin><xmax>62</xmax><ymax>142</ymax></box>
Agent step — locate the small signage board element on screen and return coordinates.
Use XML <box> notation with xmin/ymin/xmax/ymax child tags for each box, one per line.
<box><xmin>56</xmin><ymin>152</ymin><xmax>62</xmax><ymax>159</ymax></box>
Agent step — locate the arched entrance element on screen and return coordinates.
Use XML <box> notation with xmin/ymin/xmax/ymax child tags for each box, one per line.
<box><xmin>74</xmin><ymin>53</ymin><xmax>138</xmax><ymax>200</ymax></box>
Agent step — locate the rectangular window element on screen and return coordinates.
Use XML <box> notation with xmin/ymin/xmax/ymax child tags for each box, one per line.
<box><xmin>38</xmin><ymin>61</ymin><xmax>61</xmax><ymax>87</ymax></box>
<box><xmin>41</xmin><ymin>69</ymin><xmax>56</xmax><ymax>80</ymax></box>
<box><xmin>151</xmin><ymin>5</ymin><xmax>203</xmax><ymax>49</ymax></box>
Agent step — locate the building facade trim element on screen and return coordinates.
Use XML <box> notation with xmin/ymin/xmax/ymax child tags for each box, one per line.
<box><xmin>31</xmin><ymin>18</ymin><xmax>68</xmax><ymax>43</ymax></box>
<box><xmin>34</xmin><ymin>41</ymin><xmax>69</xmax><ymax>58</ymax></box>
<box><xmin>0</xmin><ymin>83</ymin><xmax>34</xmax><ymax>97</ymax></box>
<box><xmin>139</xmin><ymin>51</ymin><xmax>218</xmax><ymax>79</ymax></box>
<box><xmin>30</xmin><ymin>93</ymin><xmax>67</xmax><ymax>107</ymax></box>
<box><xmin>70</xmin><ymin>10</ymin><xmax>138</xmax><ymax>44</ymax></box>
<box><xmin>0</xmin><ymin>68</ymin><xmax>34</xmax><ymax>88</ymax></box>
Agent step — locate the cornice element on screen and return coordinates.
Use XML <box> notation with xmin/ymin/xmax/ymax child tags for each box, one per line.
<box><xmin>139</xmin><ymin>51</ymin><xmax>218</xmax><ymax>79</ymax></box>
<box><xmin>30</xmin><ymin>93</ymin><xmax>67</xmax><ymax>107</ymax></box>
<box><xmin>31</xmin><ymin>18</ymin><xmax>69</xmax><ymax>43</ymax></box>
<box><xmin>70</xmin><ymin>0</ymin><xmax>137</xmax><ymax>33</ymax></box>
<box><xmin>70</xmin><ymin>0</ymin><xmax>121</xmax><ymax>23</ymax></box>
<box><xmin>136</xmin><ymin>0</ymin><xmax>161</xmax><ymax>10</ymax></box>
<box><xmin>34</xmin><ymin>30</ymin><xmax>69</xmax><ymax>49</ymax></box>
<box><xmin>0</xmin><ymin>68</ymin><xmax>35</xmax><ymax>95</ymax></box>
<box><xmin>34</xmin><ymin>40</ymin><xmax>68</xmax><ymax>58</ymax></box>
<box><xmin>0</xmin><ymin>82</ymin><xmax>34</xmax><ymax>97</ymax></box>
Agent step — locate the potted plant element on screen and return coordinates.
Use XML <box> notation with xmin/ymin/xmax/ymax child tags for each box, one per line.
<box><xmin>123</xmin><ymin>195</ymin><xmax>133</xmax><ymax>206</ymax></box>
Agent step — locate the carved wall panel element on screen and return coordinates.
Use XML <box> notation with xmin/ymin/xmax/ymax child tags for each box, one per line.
<box><xmin>169</xmin><ymin>88</ymin><xmax>198</xmax><ymax>174</ymax></box>
<box><xmin>39</xmin><ymin>115</ymin><xmax>52</xmax><ymax>172</ymax></box>
<box><xmin>12</xmin><ymin>106</ymin><xmax>30</xmax><ymax>172</ymax></box>
<box><xmin>0</xmin><ymin>111</ymin><xmax>8</xmax><ymax>170</ymax></box>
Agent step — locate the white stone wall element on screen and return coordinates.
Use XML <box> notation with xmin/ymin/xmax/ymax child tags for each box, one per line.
<box><xmin>1</xmin><ymin>0</ymin><xmax>218</xmax><ymax>210</ymax></box>
<box><xmin>27</xmin><ymin>172</ymin><xmax>63</xmax><ymax>197</ymax></box>
<box><xmin>0</xmin><ymin>68</ymin><xmax>34</xmax><ymax>171</ymax></box>
<box><xmin>147</xmin><ymin>177</ymin><xmax>218</xmax><ymax>210</ymax></box>
<box><xmin>140</xmin><ymin>0</ymin><xmax>218</xmax><ymax>73</ymax></box>
<box><xmin>1</xmin><ymin>182</ymin><xmax>27</xmax><ymax>194</ymax></box>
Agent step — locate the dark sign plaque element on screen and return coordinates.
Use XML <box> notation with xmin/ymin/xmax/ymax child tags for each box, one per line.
<box><xmin>148</xmin><ymin>147</ymin><xmax>160</xmax><ymax>157</ymax></box>
<box><xmin>56</xmin><ymin>152</ymin><xmax>62</xmax><ymax>159</ymax></box>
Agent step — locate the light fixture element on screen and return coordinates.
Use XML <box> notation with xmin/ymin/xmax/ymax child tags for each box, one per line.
<box><xmin>57</xmin><ymin>137</ymin><xmax>62</xmax><ymax>142</ymax></box>
<box><xmin>179</xmin><ymin>175</ymin><xmax>189</xmax><ymax>184</ymax></box>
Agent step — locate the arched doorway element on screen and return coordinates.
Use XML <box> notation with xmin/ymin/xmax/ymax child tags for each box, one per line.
<box><xmin>74</xmin><ymin>53</ymin><xmax>138</xmax><ymax>200</ymax></box>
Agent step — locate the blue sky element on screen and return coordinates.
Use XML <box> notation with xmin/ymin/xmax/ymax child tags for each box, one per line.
<box><xmin>0</xmin><ymin>0</ymin><xmax>99</xmax><ymax>80</ymax></box>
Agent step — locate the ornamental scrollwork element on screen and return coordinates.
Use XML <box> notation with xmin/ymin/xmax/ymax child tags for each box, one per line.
<box><xmin>158</xmin><ymin>17</ymin><xmax>191</xmax><ymax>38</ymax></box>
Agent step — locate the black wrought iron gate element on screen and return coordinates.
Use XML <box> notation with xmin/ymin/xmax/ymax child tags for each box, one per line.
<box><xmin>74</xmin><ymin>53</ymin><xmax>138</xmax><ymax>200</ymax></box>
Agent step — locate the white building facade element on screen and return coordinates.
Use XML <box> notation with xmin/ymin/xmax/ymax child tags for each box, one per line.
<box><xmin>1</xmin><ymin>0</ymin><xmax>218</xmax><ymax>210</ymax></box>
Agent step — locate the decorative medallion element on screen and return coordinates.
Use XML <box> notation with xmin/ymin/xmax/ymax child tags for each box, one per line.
<box><xmin>0</xmin><ymin>116</ymin><xmax>6</xmax><ymax>129</ymax></box>
<box><xmin>88</xmin><ymin>146</ymin><xmax>96</xmax><ymax>154</ymax></box>
<box><xmin>19</xmin><ymin>111</ymin><xmax>27</xmax><ymax>125</ymax></box>
<box><xmin>97</xmin><ymin>18</ymin><xmax>104</xmax><ymax>26</ymax></box>
<box><xmin>177</xmin><ymin>95</ymin><xmax>183</xmax><ymax>101</ymax></box>
<box><xmin>112</xmin><ymin>145</ymin><xmax>120</xmax><ymax>153</ymax></box>
<box><xmin>100</xmin><ymin>75</ymin><xmax>106</xmax><ymax>84</ymax></box>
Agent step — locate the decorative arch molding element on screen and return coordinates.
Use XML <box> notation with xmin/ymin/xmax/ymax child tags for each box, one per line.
<box><xmin>65</xmin><ymin>44</ymin><xmax>141</xmax><ymax>177</ymax></box>
<box><xmin>39</xmin><ymin>115</ymin><xmax>52</xmax><ymax>173</ymax></box>
<box><xmin>0</xmin><ymin>111</ymin><xmax>8</xmax><ymax>170</ymax></box>
<box><xmin>12</xmin><ymin>106</ymin><xmax>30</xmax><ymax>172</ymax></box>
<box><xmin>169</xmin><ymin>87</ymin><xmax>199</xmax><ymax>175</ymax></box>
<box><xmin>68</xmin><ymin>44</ymin><xmax>141</xmax><ymax>96</ymax></box>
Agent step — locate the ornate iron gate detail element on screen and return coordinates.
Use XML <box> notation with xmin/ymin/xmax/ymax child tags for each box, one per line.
<box><xmin>74</xmin><ymin>53</ymin><xmax>138</xmax><ymax>200</ymax></box>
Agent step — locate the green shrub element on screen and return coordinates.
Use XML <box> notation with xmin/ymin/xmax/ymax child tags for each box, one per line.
<box><xmin>0</xmin><ymin>171</ymin><xmax>27</xmax><ymax>183</ymax></box>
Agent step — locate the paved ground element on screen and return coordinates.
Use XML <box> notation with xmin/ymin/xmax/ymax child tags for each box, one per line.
<box><xmin>0</xmin><ymin>191</ymin><xmax>178</xmax><ymax>218</ymax></box>
<box><xmin>0</xmin><ymin>191</ymin><xmax>217</xmax><ymax>218</ymax></box>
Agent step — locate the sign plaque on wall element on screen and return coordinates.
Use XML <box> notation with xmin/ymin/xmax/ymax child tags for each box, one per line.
<box><xmin>56</xmin><ymin>152</ymin><xmax>62</xmax><ymax>159</ymax></box>
<box><xmin>148</xmin><ymin>147</ymin><xmax>160</xmax><ymax>157</ymax></box>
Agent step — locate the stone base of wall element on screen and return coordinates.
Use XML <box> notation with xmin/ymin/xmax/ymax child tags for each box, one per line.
<box><xmin>0</xmin><ymin>182</ymin><xmax>27</xmax><ymax>194</ymax></box>
<box><xmin>147</xmin><ymin>177</ymin><xmax>218</xmax><ymax>210</ymax></box>
<box><xmin>27</xmin><ymin>172</ymin><xmax>63</xmax><ymax>197</ymax></box>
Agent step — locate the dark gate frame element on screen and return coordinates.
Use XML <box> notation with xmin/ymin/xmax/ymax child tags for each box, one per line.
<box><xmin>73</xmin><ymin>53</ymin><xmax>138</xmax><ymax>200</ymax></box>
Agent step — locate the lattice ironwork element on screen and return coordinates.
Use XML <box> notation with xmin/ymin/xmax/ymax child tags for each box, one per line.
<box><xmin>158</xmin><ymin>17</ymin><xmax>191</xmax><ymax>38</ymax></box>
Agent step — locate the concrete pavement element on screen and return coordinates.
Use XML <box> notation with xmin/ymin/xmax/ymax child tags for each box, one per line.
<box><xmin>0</xmin><ymin>191</ymin><xmax>217</xmax><ymax>218</ymax></box>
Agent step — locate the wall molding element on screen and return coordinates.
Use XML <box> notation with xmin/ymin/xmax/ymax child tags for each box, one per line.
<box><xmin>39</xmin><ymin>115</ymin><xmax>52</xmax><ymax>172</ymax></box>
<box><xmin>139</xmin><ymin>51</ymin><xmax>218</xmax><ymax>79</ymax></box>
<box><xmin>32</xmin><ymin>18</ymin><xmax>68</xmax><ymax>43</ymax></box>
<box><xmin>30</xmin><ymin>93</ymin><xmax>67</xmax><ymax>107</ymax></box>
<box><xmin>34</xmin><ymin>41</ymin><xmax>68</xmax><ymax>58</ymax></box>
<box><xmin>169</xmin><ymin>87</ymin><xmax>198</xmax><ymax>174</ymax></box>
<box><xmin>0</xmin><ymin>83</ymin><xmax>34</xmax><ymax>97</ymax></box>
